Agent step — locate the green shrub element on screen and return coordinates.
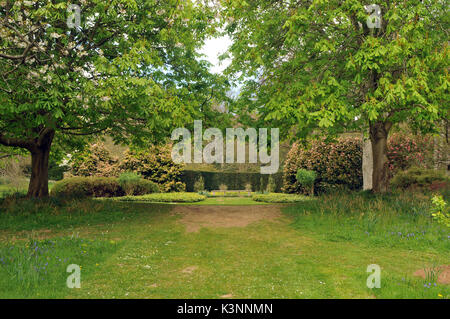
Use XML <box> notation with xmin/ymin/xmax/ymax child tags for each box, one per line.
<box><xmin>116</xmin><ymin>192</ymin><xmax>206</xmax><ymax>203</ymax></box>
<box><xmin>387</xmin><ymin>133</ymin><xmax>435</xmax><ymax>177</ymax></box>
<box><xmin>69</xmin><ymin>143</ymin><xmax>120</xmax><ymax>177</ymax></box>
<box><xmin>119</xmin><ymin>145</ymin><xmax>185</xmax><ymax>192</ymax></box>
<box><xmin>252</xmin><ymin>193</ymin><xmax>310</xmax><ymax>203</ymax></box>
<box><xmin>430</xmin><ymin>195</ymin><xmax>449</xmax><ymax>228</ymax></box>
<box><xmin>283</xmin><ymin>137</ymin><xmax>362</xmax><ymax>194</ymax></box>
<box><xmin>50</xmin><ymin>177</ymin><xmax>124</xmax><ymax>198</ymax></box>
<box><xmin>390</xmin><ymin>167</ymin><xmax>449</xmax><ymax>190</ymax></box>
<box><xmin>296</xmin><ymin>169</ymin><xmax>317</xmax><ymax>196</ymax></box>
<box><xmin>266</xmin><ymin>175</ymin><xmax>276</xmax><ymax>193</ymax></box>
<box><xmin>193</xmin><ymin>176</ymin><xmax>205</xmax><ymax>192</ymax></box>
<box><xmin>118</xmin><ymin>172</ymin><xmax>159</xmax><ymax>196</ymax></box>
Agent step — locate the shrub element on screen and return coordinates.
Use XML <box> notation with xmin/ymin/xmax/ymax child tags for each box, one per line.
<box><xmin>50</xmin><ymin>177</ymin><xmax>124</xmax><ymax>198</ymax></box>
<box><xmin>296</xmin><ymin>169</ymin><xmax>317</xmax><ymax>196</ymax></box>
<box><xmin>387</xmin><ymin>133</ymin><xmax>435</xmax><ymax>178</ymax></box>
<box><xmin>118</xmin><ymin>172</ymin><xmax>159</xmax><ymax>196</ymax></box>
<box><xmin>193</xmin><ymin>176</ymin><xmax>205</xmax><ymax>192</ymax></box>
<box><xmin>430</xmin><ymin>195</ymin><xmax>449</xmax><ymax>228</ymax></box>
<box><xmin>390</xmin><ymin>167</ymin><xmax>449</xmax><ymax>190</ymax></box>
<box><xmin>245</xmin><ymin>183</ymin><xmax>252</xmax><ymax>192</ymax></box>
<box><xmin>119</xmin><ymin>144</ymin><xmax>185</xmax><ymax>192</ymax></box>
<box><xmin>116</xmin><ymin>192</ymin><xmax>206</xmax><ymax>203</ymax></box>
<box><xmin>69</xmin><ymin>143</ymin><xmax>120</xmax><ymax>177</ymax></box>
<box><xmin>283</xmin><ymin>137</ymin><xmax>362</xmax><ymax>194</ymax></box>
<box><xmin>252</xmin><ymin>193</ymin><xmax>310</xmax><ymax>203</ymax></box>
<box><xmin>219</xmin><ymin>184</ymin><xmax>228</xmax><ymax>191</ymax></box>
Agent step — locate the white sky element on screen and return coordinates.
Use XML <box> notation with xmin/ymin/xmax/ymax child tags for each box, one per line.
<box><xmin>199</xmin><ymin>35</ymin><xmax>232</xmax><ymax>74</ymax></box>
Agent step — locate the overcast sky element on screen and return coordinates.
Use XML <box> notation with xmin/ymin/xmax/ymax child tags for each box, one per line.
<box><xmin>199</xmin><ymin>35</ymin><xmax>232</xmax><ymax>74</ymax></box>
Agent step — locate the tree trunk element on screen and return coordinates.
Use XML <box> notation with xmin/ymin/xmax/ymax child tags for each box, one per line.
<box><xmin>370</xmin><ymin>121</ymin><xmax>391</xmax><ymax>193</ymax></box>
<box><xmin>27</xmin><ymin>131</ymin><xmax>54</xmax><ymax>198</ymax></box>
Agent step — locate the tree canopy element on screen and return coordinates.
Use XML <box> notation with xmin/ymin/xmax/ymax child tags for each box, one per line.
<box><xmin>221</xmin><ymin>0</ymin><xmax>449</xmax><ymax>191</ymax></box>
<box><xmin>0</xmin><ymin>0</ymin><xmax>228</xmax><ymax>197</ymax></box>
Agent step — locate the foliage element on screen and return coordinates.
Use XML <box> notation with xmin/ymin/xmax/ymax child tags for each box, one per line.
<box><xmin>390</xmin><ymin>168</ymin><xmax>449</xmax><ymax>190</ymax></box>
<box><xmin>266</xmin><ymin>175</ymin><xmax>276</xmax><ymax>193</ymax></box>
<box><xmin>193</xmin><ymin>175</ymin><xmax>205</xmax><ymax>192</ymax></box>
<box><xmin>296</xmin><ymin>169</ymin><xmax>317</xmax><ymax>196</ymax></box>
<box><xmin>387</xmin><ymin>133</ymin><xmax>435</xmax><ymax>177</ymax></box>
<box><xmin>0</xmin><ymin>0</ymin><xmax>228</xmax><ymax>197</ymax></box>
<box><xmin>50</xmin><ymin>177</ymin><xmax>124</xmax><ymax>198</ymax></box>
<box><xmin>222</xmin><ymin>0</ymin><xmax>448</xmax><ymax>137</ymax></box>
<box><xmin>221</xmin><ymin>0</ymin><xmax>448</xmax><ymax>192</ymax></box>
<box><xmin>283</xmin><ymin>137</ymin><xmax>362</xmax><ymax>194</ymax></box>
<box><xmin>245</xmin><ymin>183</ymin><xmax>252</xmax><ymax>192</ymax></box>
<box><xmin>69</xmin><ymin>143</ymin><xmax>120</xmax><ymax>178</ymax></box>
<box><xmin>252</xmin><ymin>193</ymin><xmax>310</xmax><ymax>203</ymax></box>
<box><xmin>182</xmin><ymin>170</ymin><xmax>283</xmax><ymax>192</ymax></box>
<box><xmin>116</xmin><ymin>192</ymin><xmax>206</xmax><ymax>203</ymax></box>
<box><xmin>118</xmin><ymin>172</ymin><xmax>159</xmax><ymax>196</ymax></box>
<box><xmin>430</xmin><ymin>195</ymin><xmax>449</xmax><ymax>228</ymax></box>
<box><xmin>119</xmin><ymin>144</ymin><xmax>185</xmax><ymax>192</ymax></box>
<box><xmin>219</xmin><ymin>184</ymin><xmax>228</xmax><ymax>191</ymax></box>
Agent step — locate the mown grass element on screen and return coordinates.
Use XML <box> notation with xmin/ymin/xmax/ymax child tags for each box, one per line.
<box><xmin>0</xmin><ymin>236</ymin><xmax>120</xmax><ymax>298</ymax></box>
<box><xmin>0</xmin><ymin>189</ymin><xmax>448</xmax><ymax>299</ymax></box>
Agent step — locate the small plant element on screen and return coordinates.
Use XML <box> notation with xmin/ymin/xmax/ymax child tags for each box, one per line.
<box><xmin>266</xmin><ymin>175</ymin><xmax>276</xmax><ymax>193</ymax></box>
<box><xmin>296</xmin><ymin>169</ymin><xmax>317</xmax><ymax>196</ymax></box>
<box><xmin>430</xmin><ymin>195</ymin><xmax>449</xmax><ymax>228</ymax></box>
<box><xmin>219</xmin><ymin>184</ymin><xmax>228</xmax><ymax>194</ymax></box>
<box><xmin>193</xmin><ymin>176</ymin><xmax>205</xmax><ymax>192</ymax></box>
<box><xmin>245</xmin><ymin>183</ymin><xmax>252</xmax><ymax>195</ymax></box>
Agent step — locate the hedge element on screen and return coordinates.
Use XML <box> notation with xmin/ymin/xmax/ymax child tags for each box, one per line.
<box><xmin>283</xmin><ymin>137</ymin><xmax>363</xmax><ymax>194</ymax></box>
<box><xmin>50</xmin><ymin>177</ymin><xmax>124</xmax><ymax>198</ymax></box>
<box><xmin>181</xmin><ymin>170</ymin><xmax>284</xmax><ymax>192</ymax></box>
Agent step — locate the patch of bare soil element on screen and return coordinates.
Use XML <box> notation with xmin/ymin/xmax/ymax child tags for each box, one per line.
<box><xmin>413</xmin><ymin>265</ymin><xmax>450</xmax><ymax>285</ymax></box>
<box><xmin>173</xmin><ymin>205</ymin><xmax>283</xmax><ymax>233</ymax></box>
<box><xmin>181</xmin><ymin>266</ymin><xmax>198</xmax><ymax>274</ymax></box>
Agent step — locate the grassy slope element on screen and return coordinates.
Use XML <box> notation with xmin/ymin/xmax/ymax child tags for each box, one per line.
<box><xmin>0</xmin><ymin>191</ymin><xmax>448</xmax><ymax>299</ymax></box>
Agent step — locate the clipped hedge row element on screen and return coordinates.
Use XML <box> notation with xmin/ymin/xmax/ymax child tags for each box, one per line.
<box><xmin>50</xmin><ymin>176</ymin><xmax>159</xmax><ymax>198</ymax></box>
<box><xmin>181</xmin><ymin>170</ymin><xmax>283</xmax><ymax>192</ymax></box>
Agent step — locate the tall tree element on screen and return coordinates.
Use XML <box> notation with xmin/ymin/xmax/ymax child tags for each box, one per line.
<box><xmin>221</xmin><ymin>0</ymin><xmax>449</xmax><ymax>192</ymax></box>
<box><xmin>0</xmin><ymin>0</ymin><xmax>226</xmax><ymax>197</ymax></box>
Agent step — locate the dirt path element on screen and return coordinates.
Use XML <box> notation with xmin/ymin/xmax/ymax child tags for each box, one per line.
<box><xmin>172</xmin><ymin>205</ymin><xmax>283</xmax><ymax>233</ymax></box>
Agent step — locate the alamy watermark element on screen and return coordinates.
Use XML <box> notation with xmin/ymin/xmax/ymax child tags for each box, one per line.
<box><xmin>366</xmin><ymin>264</ymin><xmax>381</xmax><ymax>288</ymax></box>
<box><xmin>365</xmin><ymin>4</ymin><xmax>382</xmax><ymax>29</ymax></box>
<box><xmin>171</xmin><ymin>120</ymin><xmax>279</xmax><ymax>174</ymax></box>
<box><xmin>66</xmin><ymin>264</ymin><xmax>81</xmax><ymax>288</ymax></box>
<box><xmin>67</xmin><ymin>4</ymin><xmax>81</xmax><ymax>29</ymax></box>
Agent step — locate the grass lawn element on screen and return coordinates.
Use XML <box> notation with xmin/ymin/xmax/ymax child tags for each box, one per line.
<box><xmin>0</xmin><ymin>191</ymin><xmax>448</xmax><ymax>299</ymax></box>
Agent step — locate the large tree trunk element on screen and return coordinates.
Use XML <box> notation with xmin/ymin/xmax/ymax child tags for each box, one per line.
<box><xmin>370</xmin><ymin>121</ymin><xmax>392</xmax><ymax>193</ymax></box>
<box><xmin>27</xmin><ymin>130</ymin><xmax>54</xmax><ymax>198</ymax></box>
